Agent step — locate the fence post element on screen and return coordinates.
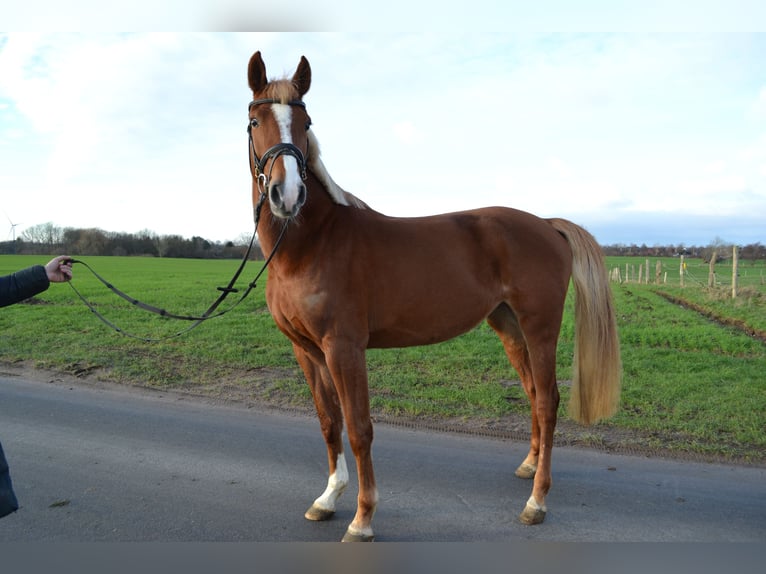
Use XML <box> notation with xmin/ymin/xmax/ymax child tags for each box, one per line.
<box><xmin>645</xmin><ymin>259</ymin><xmax>649</xmax><ymax>284</ymax></box>
<box><xmin>732</xmin><ymin>245</ymin><xmax>739</xmax><ymax>299</ymax></box>
<box><xmin>708</xmin><ymin>251</ymin><xmax>717</xmax><ymax>288</ymax></box>
<box><xmin>680</xmin><ymin>254</ymin><xmax>685</xmax><ymax>288</ymax></box>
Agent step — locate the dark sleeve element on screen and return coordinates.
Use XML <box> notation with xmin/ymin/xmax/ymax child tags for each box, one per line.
<box><xmin>0</xmin><ymin>265</ymin><xmax>51</xmax><ymax>308</ymax></box>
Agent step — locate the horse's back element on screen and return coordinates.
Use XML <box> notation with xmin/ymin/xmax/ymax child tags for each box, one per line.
<box><xmin>353</xmin><ymin>205</ymin><xmax>573</xmax><ymax>281</ymax></box>
<box><xmin>333</xmin><ymin>205</ymin><xmax>574</xmax><ymax>348</ymax></box>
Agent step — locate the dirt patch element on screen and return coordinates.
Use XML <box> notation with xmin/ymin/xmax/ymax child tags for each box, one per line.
<box><xmin>2</xmin><ymin>361</ymin><xmax>762</xmax><ymax>467</ymax></box>
<box><xmin>655</xmin><ymin>290</ymin><xmax>766</xmax><ymax>343</ymax></box>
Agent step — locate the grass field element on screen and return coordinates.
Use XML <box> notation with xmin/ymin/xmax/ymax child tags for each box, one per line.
<box><xmin>1</xmin><ymin>254</ymin><xmax>764</xmax><ymax>463</ymax></box>
<box><xmin>607</xmin><ymin>256</ymin><xmax>766</xmax><ymax>336</ymax></box>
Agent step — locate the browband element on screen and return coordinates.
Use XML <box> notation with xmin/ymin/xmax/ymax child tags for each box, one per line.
<box><xmin>249</xmin><ymin>98</ymin><xmax>306</xmax><ymax>110</ymax></box>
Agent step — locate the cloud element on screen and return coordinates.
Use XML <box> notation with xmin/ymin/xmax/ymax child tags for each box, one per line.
<box><xmin>587</xmin><ymin>211</ymin><xmax>765</xmax><ymax>246</ymax></box>
<box><xmin>0</xmin><ymin>34</ymin><xmax>259</xmax><ymax>240</ymax></box>
<box><xmin>392</xmin><ymin>121</ymin><xmax>422</xmax><ymax>145</ymax></box>
<box><xmin>753</xmin><ymin>86</ymin><xmax>766</xmax><ymax>119</ymax></box>
<box><xmin>1</xmin><ymin>32</ymin><xmax>765</xmax><ymax>246</ymax></box>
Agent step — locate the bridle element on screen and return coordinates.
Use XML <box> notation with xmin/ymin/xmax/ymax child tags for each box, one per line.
<box><xmin>247</xmin><ymin>98</ymin><xmax>309</xmax><ymax>196</ymax></box>
<box><xmin>245</xmin><ymin>98</ymin><xmax>308</xmax><ymax>284</ymax></box>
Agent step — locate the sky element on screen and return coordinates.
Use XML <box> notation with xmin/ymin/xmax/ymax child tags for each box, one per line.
<box><xmin>1</xmin><ymin>28</ymin><xmax>765</xmax><ymax>247</ymax></box>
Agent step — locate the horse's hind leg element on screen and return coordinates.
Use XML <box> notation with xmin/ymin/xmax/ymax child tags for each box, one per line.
<box><xmin>487</xmin><ymin>305</ymin><xmax>540</xmax><ymax>480</ymax></box>
<box><xmin>488</xmin><ymin>304</ymin><xmax>561</xmax><ymax>525</ymax></box>
<box><xmin>292</xmin><ymin>345</ymin><xmax>349</xmax><ymax>523</ymax></box>
<box><xmin>518</xmin><ymin>332</ymin><xmax>560</xmax><ymax>526</ymax></box>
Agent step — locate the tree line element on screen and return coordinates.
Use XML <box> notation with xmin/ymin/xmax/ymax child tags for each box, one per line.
<box><xmin>601</xmin><ymin>239</ymin><xmax>766</xmax><ymax>263</ymax></box>
<box><xmin>1</xmin><ymin>222</ymin><xmax>262</xmax><ymax>260</ymax></box>
<box><xmin>2</xmin><ymin>222</ymin><xmax>764</xmax><ymax>263</ymax></box>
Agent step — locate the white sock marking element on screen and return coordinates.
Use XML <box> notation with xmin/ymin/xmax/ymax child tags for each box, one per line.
<box><xmin>313</xmin><ymin>453</ymin><xmax>349</xmax><ymax>512</ymax></box>
<box><xmin>526</xmin><ymin>495</ymin><xmax>547</xmax><ymax>513</ymax></box>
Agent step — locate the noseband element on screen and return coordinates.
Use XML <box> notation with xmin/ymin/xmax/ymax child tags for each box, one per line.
<box><xmin>247</xmin><ymin>98</ymin><xmax>309</xmax><ymax>193</ymax></box>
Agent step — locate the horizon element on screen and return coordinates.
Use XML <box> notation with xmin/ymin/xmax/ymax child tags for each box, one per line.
<box><xmin>2</xmin><ymin>31</ymin><xmax>765</xmax><ymax>247</ymax></box>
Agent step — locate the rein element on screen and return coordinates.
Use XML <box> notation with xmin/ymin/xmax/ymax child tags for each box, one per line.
<box><xmin>67</xmin><ymin>194</ymin><xmax>289</xmax><ymax>342</ymax></box>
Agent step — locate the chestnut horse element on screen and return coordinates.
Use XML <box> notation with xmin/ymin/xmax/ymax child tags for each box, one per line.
<box><xmin>246</xmin><ymin>51</ymin><xmax>621</xmax><ymax>541</ymax></box>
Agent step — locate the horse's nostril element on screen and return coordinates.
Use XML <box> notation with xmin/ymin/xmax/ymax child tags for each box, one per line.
<box><xmin>269</xmin><ymin>184</ymin><xmax>282</xmax><ymax>207</ymax></box>
<box><xmin>297</xmin><ymin>185</ymin><xmax>307</xmax><ymax>207</ymax></box>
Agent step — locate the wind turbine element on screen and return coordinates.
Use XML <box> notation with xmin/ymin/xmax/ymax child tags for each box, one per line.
<box><xmin>4</xmin><ymin>211</ymin><xmax>21</xmax><ymax>254</ymax></box>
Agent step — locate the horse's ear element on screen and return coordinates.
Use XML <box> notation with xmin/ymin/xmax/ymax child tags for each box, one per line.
<box><xmin>248</xmin><ymin>51</ymin><xmax>268</xmax><ymax>94</ymax></box>
<box><xmin>292</xmin><ymin>56</ymin><xmax>311</xmax><ymax>97</ymax></box>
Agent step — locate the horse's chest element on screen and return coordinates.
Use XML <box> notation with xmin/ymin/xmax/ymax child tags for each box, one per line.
<box><xmin>266</xmin><ymin>278</ymin><xmax>330</xmax><ymax>333</ymax></box>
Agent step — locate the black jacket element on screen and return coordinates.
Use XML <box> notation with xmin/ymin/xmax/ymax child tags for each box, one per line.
<box><xmin>1</xmin><ymin>265</ymin><xmax>51</xmax><ymax>517</ymax></box>
<box><xmin>0</xmin><ymin>265</ymin><xmax>50</xmax><ymax>308</ymax></box>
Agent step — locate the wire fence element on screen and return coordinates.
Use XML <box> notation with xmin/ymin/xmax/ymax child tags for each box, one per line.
<box><xmin>608</xmin><ymin>248</ymin><xmax>766</xmax><ymax>298</ymax></box>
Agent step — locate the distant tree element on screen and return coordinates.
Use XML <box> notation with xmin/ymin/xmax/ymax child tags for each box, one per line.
<box><xmin>702</xmin><ymin>237</ymin><xmax>732</xmax><ymax>263</ymax></box>
<box><xmin>74</xmin><ymin>228</ymin><xmax>108</xmax><ymax>255</ymax></box>
<box><xmin>157</xmin><ymin>235</ymin><xmax>187</xmax><ymax>258</ymax></box>
<box><xmin>134</xmin><ymin>229</ymin><xmax>159</xmax><ymax>256</ymax></box>
<box><xmin>740</xmin><ymin>242</ymin><xmax>765</xmax><ymax>264</ymax></box>
<box><xmin>21</xmin><ymin>222</ymin><xmax>64</xmax><ymax>252</ymax></box>
<box><xmin>15</xmin><ymin>221</ymin><xmax>278</xmax><ymax>259</ymax></box>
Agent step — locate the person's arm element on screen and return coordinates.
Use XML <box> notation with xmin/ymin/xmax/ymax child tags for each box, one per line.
<box><xmin>0</xmin><ymin>266</ymin><xmax>50</xmax><ymax>308</ymax></box>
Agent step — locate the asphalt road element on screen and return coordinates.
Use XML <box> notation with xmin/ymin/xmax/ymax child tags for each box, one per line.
<box><xmin>0</xmin><ymin>373</ymin><xmax>764</xmax><ymax>542</ymax></box>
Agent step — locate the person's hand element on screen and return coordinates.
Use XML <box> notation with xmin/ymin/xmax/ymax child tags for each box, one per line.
<box><xmin>45</xmin><ymin>256</ymin><xmax>73</xmax><ymax>283</ymax></box>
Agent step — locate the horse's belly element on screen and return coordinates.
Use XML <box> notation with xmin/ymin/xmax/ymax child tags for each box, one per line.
<box><xmin>368</xmin><ymin>328</ymin><xmax>471</xmax><ymax>349</ymax></box>
<box><xmin>367</xmin><ymin>301</ymin><xmax>492</xmax><ymax>349</ymax></box>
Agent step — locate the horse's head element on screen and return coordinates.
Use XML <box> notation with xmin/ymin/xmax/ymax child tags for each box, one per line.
<box><xmin>247</xmin><ymin>51</ymin><xmax>312</xmax><ymax>220</ymax></box>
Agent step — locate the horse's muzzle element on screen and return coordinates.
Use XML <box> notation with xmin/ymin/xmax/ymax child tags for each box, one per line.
<box><xmin>269</xmin><ymin>181</ymin><xmax>307</xmax><ymax>219</ymax></box>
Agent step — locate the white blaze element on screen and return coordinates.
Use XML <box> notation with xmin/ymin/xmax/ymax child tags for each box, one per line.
<box><xmin>271</xmin><ymin>103</ymin><xmax>303</xmax><ymax>211</ymax></box>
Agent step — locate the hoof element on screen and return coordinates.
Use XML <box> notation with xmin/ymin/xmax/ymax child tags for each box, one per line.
<box><xmin>519</xmin><ymin>505</ymin><xmax>546</xmax><ymax>525</ymax></box>
<box><xmin>304</xmin><ymin>504</ymin><xmax>335</xmax><ymax>522</ymax></box>
<box><xmin>514</xmin><ymin>463</ymin><xmax>537</xmax><ymax>479</ymax></box>
<box><xmin>341</xmin><ymin>530</ymin><xmax>374</xmax><ymax>542</ymax></box>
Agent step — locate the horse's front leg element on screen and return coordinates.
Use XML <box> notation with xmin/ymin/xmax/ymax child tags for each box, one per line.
<box><xmin>325</xmin><ymin>343</ymin><xmax>378</xmax><ymax>542</ymax></box>
<box><xmin>292</xmin><ymin>345</ymin><xmax>349</xmax><ymax>523</ymax></box>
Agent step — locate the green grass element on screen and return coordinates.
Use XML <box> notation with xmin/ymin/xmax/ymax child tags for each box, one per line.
<box><xmin>2</xmin><ymin>254</ymin><xmax>765</xmax><ymax>463</ymax></box>
<box><xmin>656</xmin><ymin>285</ymin><xmax>766</xmax><ymax>337</ymax></box>
<box><xmin>610</xmin><ymin>285</ymin><xmax>764</xmax><ymax>458</ymax></box>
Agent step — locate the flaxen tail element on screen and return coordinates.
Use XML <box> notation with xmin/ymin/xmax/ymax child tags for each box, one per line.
<box><xmin>548</xmin><ymin>218</ymin><xmax>621</xmax><ymax>425</ymax></box>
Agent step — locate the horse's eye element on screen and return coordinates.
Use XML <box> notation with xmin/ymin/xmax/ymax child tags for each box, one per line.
<box><xmin>305</xmin><ymin>119</ymin><xmax>312</xmax><ymax>131</ymax></box>
<box><xmin>249</xmin><ymin>118</ymin><xmax>259</xmax><ymax>128</ymax></box>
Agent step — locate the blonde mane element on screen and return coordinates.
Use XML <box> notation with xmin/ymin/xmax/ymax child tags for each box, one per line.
<box><xmin>306</xmin><ymin>130</ymin><xmax>369</xmax><ymax>210</ymax></box>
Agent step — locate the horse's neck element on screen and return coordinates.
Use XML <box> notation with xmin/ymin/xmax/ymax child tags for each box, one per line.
<box><xmin>307</xmin><ymin>131</ymin><xmax>369</xmax><ymax>210</ymax></box>
<box><xmin>256</xmin><ymin>136</ymin><xmax>370</xmax><ymax>262</ymax></box>
<box><xmin>257</xmin><ymin>172</ymin><xmax>336</xmax><ymax>258</ymax></box>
